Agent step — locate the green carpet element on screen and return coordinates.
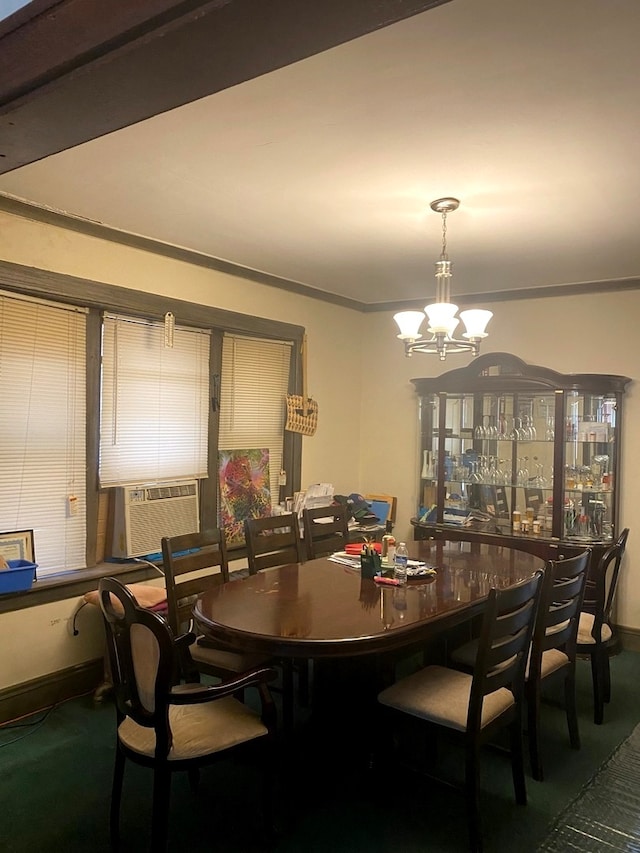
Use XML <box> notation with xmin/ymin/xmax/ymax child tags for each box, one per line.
<box><xmin>1</xmin><ymin>651</ymin><xmax>640</xmax><ymax>852</ymax></box>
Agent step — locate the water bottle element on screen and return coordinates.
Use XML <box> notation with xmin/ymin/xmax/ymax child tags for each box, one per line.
<box><xmin>394</xmin><ymin>542</ymin><xmax>409</xmax><ymax>585</ymax></box>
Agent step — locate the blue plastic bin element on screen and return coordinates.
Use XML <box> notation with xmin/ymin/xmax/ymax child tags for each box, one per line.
<box><xmin>0</xmin><ymin>560</ymin><xmax>37</xmax><ymax>593</ymax></box>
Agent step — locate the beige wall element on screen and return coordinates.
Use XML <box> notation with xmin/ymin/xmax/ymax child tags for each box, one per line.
<box><xmin>360</xmin><ymin>293</ymin><xmax>639</xmax><ymax>630</ymax></box>
<box><xmin>1</xmin><ymin>208</ymin><xmax>638</xmax><ymax>690</ymax></box>
<box><xmin>0</xmin><ymin>209</ymin><xmax>365</xmax><ymax>689</ymax></box>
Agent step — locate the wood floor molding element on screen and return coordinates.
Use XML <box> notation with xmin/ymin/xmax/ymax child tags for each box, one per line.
<box><xmin>0</xmin><ymin>659</ymin><xmax>103</xmax><ymax>725</ymax></box>
<box><xmin>617</xmin><ymin>625</ymin><xmax>640</xmax><ymax>653</ymax></box>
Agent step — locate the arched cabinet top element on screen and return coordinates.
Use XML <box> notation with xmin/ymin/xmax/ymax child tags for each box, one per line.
<box><xmin>411</xmin><ymin>352</ymin><xmax>631</xmax><ymax>396</ymax></box>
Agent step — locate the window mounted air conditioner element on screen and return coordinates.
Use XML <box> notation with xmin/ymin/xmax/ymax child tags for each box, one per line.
<box><xmin>111</xmin><ymin>480</ymin><xmax>199</xmax><ymax>558</ymax></box>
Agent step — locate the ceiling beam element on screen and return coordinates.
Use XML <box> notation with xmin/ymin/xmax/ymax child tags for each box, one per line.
<box><xmin>0</xmin><ymin>0</ymin><xmax>451</xmax><ymax>175</ymax></box>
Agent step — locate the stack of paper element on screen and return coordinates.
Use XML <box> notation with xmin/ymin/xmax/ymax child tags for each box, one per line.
<box><xmin>328</xmin><ymin>551</ymin><xmax>361</xmax><ymax>569</ymax></box>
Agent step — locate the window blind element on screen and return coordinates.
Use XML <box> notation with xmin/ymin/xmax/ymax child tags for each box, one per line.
<box><xmin>99</xmin><ymin>313</ymin><xmax>210</xmax><ymax>487</ymax></box>
<box><xmin>218</xmin><ymin>335</ymin><xmax>292</xmax><ymax>512</ymax></box>
<box><xmin>0</xmin><ymin>291</ymin><xmax>87</xmax><ymax>575</ymax></box>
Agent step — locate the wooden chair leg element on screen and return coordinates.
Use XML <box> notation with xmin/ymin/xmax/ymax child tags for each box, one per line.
<box><xmin>527</xmin><ymin>683</ymin><xmax>544</xmax><ymax>782</ymax></box>
<box><xmin>509</xmin><ymin>717</ymin><xmax>527</xmax><ymax>805</ymax></box>
<box><xmin>564</xmin><ymin>671</ymin><xmax>580</xmax><ymax>749</ymax></box>
<box><xmin>282</xmin><ymin>658</ymin><xmax>295</xmax><ymax>735</ymax></box>
<box><xmin>465</xmin><ymin>743</ymin><xmax>483</xmax><ymax>853</ymax></box>
<box><xmin>603</xmin><ymin>651</ymin><xmax>612</xmax><ymax>703</ymax></box>
<box><xmin>591</xmin><ymin>649</ymin><xmax>605</xmax><ymax>725</ymax></box>
<box><xmin>110</xmin><ymin>745</ymin><xmax>126</xmax><ymax>848</ymax></box>
<box><xmin>261</xmin><ymin>739</ymin><xmax>278</xmax><ymax>839</ymax></box>
<box><xmin>151</xmin><ymin>767</ymin><xmax>172</xmax><ymax>852</ymax></box>
<box><xmin>297</xmin><ymin>658</ymin><xmax>310</xmax><ymax>707</ymax></box>
<box><xmin>187</xmin><ymin>768</ymin><xmax>200</xmax><ymax>794</ymax></box>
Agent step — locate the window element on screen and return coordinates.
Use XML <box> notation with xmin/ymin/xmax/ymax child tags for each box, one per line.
<box><xmin>0</xmin><ymin>259</ymin><xmax>304</xmax><ymax>584</ymax></box>
<box><xmin>0</xmin><ymin>291</ymin><xmax>87</xmax><ymax>576</ymax></box>
<box><xmin>99</xmin><ymin>313</ymin><xmax>210</xmax><ymax>486</ymax></box>
<box><xmin>218</xmin><ymin>334</ymin><xmax>292</xmax><ymax>514</ymax></box>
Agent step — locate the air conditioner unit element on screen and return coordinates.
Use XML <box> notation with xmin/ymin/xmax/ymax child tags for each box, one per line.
<box><xmin>111</xmin><ymin>480</ymin><xmax>200</xmax><ymax>559</ymax></box>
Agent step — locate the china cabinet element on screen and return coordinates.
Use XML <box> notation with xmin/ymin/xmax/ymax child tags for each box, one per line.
<box><xmin>411</xmin><ymin>353</ymin><xmax>630</xmax><ymax>557</ymax></box>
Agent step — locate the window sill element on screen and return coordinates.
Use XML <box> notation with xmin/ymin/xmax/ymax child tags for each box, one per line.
<box><xmin>0</xmin><ymin>543</ymin><xmax>250</xmax><ymax>614</ymax></box>
<box><xmin>0</xmin><ymin>560</ymin><xmax>163</xmax><ymax>614</ymax></box>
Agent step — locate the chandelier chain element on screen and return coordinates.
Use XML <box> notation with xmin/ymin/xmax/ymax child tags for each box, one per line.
<box><xmin>441</xmin><ymin>211</ymin><xmax>448</xmax><ymax>259</ymax></box>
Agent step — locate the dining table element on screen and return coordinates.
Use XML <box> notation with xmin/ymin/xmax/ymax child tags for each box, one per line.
<box><xmin>193</xmin><ymin>539</ymin><xmax>545</xmax><ymax>735</ymax></box>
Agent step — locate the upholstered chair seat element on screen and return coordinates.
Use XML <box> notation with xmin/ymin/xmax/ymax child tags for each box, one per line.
<box><xmin>379</xmin><ymin>665</ymin><xmax>515</xmax><ymax>732</ymax></box>
<box><xmin>577</xmin><ymin>611</ymin><xmax>612</xmax><ymax>645</ymax></box>
<box><xmin>118</xmin><ymin>693</ymin><xmax>268</xmax><ymax>760</ymax></box>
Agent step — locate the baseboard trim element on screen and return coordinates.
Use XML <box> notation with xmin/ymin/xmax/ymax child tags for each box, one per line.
<box><xmin>0</xmin><ymin>659</ymin><xmax>104</xmax><ymax>724</ymax></box>
<box><xmin>617</xmin><ymin>625</ymin><xmax>640</xmax><ymax>653</ymax></box>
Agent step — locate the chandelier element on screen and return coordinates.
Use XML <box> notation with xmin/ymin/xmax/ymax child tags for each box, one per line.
<box><xmin>394</xmin><ymin>198</ymin><xmax>492</xmax><ymax>360</ymax></box>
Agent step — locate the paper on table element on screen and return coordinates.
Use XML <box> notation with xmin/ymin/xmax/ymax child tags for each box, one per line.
<box><xmin>328</xmin><ymin>552</ymin><xmax>361</xmax><ymax>569</ymax></box>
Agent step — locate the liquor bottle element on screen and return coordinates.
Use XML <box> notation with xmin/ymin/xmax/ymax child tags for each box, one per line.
<box><xmin>394</xmin><ymin>542</ymin><xmax>409</xmax><ymax>585</ymax></box>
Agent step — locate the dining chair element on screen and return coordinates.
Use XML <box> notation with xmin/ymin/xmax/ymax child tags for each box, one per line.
<box><xmin>244</xmin><ymin>512</ymin><xmax>306</xmax><ymax>726</ymax></box>
<box><xmin>244</xmin><ymin>512</ymin><xmax>305</xmax><ymax>574</ymax></box>
<box><xmin>302</xmin><ymin>503</ymin><xmax>350</xmax><ymax>560</ymax></box>
<box><xmin>525</xmin><ymin>549</ymin><xmax>590</xmax><ymax>780</ymax></box>
<box><xmin>161</xmin><ymin>528</ymin><xmax>271</xmax><ymax>683</ymax></box>
<box><xmin>364</xmin><ymin>493</ymin><xmax>397</xmax><ymax>526</ymax></box>
<box><xmin>451</xmin><ymin>550</ymin><xmax>590</xmax><ymax>781</ymax></box>
<box><xmin>98</xmin><ymin>576</ymin><xmax>277</xmax><ymax>852</ymax></box>
<box><xmin>577</xmin><ymin>528</ymin><xmax>629</xmax><ymax>724</ymax></box>
<box><xmin>378</xmin><ymin>572</ymin><xmax>543</xmax><ymax>853</ymax></box>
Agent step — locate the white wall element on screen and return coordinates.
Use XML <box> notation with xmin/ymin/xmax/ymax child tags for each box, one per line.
<box><xmin>359</xmin><ymin>292</ymin><xmax>639</xmax><ymax>630</ymax></box>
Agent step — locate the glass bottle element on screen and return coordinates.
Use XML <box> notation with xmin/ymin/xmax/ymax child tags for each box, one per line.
<box><xmin>381</xmin><ymin>521</ymin><xmax>395</xmax><ymax>561</ymax></box>
<box><xmin>394</xmin><ymin>542</ymin><xmax>409</xmax><ymax>585</ymax></box>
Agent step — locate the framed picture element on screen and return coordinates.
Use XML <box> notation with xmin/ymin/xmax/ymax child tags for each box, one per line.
<box><xmin>0</xmin><ymin>529</ymin><xmax>35</xmax><ymax>563</ymax></box>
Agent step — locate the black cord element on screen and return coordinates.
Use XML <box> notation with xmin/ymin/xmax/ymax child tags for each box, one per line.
<box><xmin>132</xmin><ymin>557</ymin><xmax>165</xmax><ymax>576</ymax></box>
<box><xmin>72</xmin><ymin>600</ymin><xmax>89</xmax><ymax>636</ymax></box>
<box><xmin>0</xmin><ymin>702</ymin><xmax>59</xmax><ymax>746</ymax></box>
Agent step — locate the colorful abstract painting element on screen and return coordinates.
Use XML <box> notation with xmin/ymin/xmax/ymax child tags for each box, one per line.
<box><xmin>218</xmin><ymin>448</ymin><xmax>271</xmax><ymax>545</ymax></box>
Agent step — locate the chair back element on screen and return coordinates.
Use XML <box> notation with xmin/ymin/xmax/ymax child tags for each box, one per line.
<box><xmin>244</xmin><ymin>512</ymin><xmax>304</xmax><ymax>574</ymax></box>
<box><xmin>364</xmin><ymin>493</ymin><xmax>397</xmax><ymax>525</ymax></box>
<box><xmin>468</xmin><ymin>572</ymin><xmax>543</xmax><ymax>730</ymax></box>
<box><xmin>303</xmin><ymin>503</ymin><xmax>350</xmax><ymax>560</ymax></box>
<box><xmin>583</xmin><ymin>528</ymin><xmax>629</xmax><ymax>638</ymax></box>
<box><xmin>161</xmin><ymin>528</ymin><xmax>229</xmax><ymax>636</ymax></box>
<box><xmin>529</xmin><ymin>550</ymin><xmax>590</xmax><ymax>675</ymax></box>
<box><xmin>98</xmin><ymin>576</ymin><xmax>175</xmax><ymax>755</ymax></box>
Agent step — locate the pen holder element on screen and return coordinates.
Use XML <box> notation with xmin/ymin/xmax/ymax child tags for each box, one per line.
<box><xmin>360</xmin><ymin>552</ymin><xmax>382</xmax><ymax>579</ymax></box>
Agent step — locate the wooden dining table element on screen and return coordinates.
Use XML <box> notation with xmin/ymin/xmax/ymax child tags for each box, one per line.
<box><xmin>193</xmin><ymin>539</ymin><xmax>545</xmax><ymax>733</ymax></box>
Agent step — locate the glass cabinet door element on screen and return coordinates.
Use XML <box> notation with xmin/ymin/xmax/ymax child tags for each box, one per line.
<box><xmin>420</xmin><ymin>391</ymin><xmax>557</xmax><ymax>531</ymax></box>
<box><xmin>418</xmin><ymin>392</ymin><xmax>439</xmax><ymax>514</ymax></box>
<box><xmin>562</xmin><ymin>391</ymin><xmax>617</xmax><ymax>542</ymax></box>
<box><xmin>465</xmin><ymin>392</ymin><xmax>556</xmax><ymax>532</ymax></box>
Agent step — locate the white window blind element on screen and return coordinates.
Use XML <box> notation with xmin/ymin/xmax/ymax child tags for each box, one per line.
<box><xmin>218</xmin><ymin>335</ymin><xmax>292</xmax><ymax>511</ymax></box>
<box><xmin>0</xmin><ymin>291</ymin><xmax>87</xmax><ymax>576</ymax></box>
<box><xmin>100</xmin><ymin>314</ymin><xmax>210</xmax><ymax>487</ymax></box>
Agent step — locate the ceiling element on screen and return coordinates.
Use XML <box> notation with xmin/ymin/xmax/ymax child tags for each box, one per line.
<box><xmin>1</xmin><ymin>0</ymin><xmax>640</xmax><ymax>309</ymax></box>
